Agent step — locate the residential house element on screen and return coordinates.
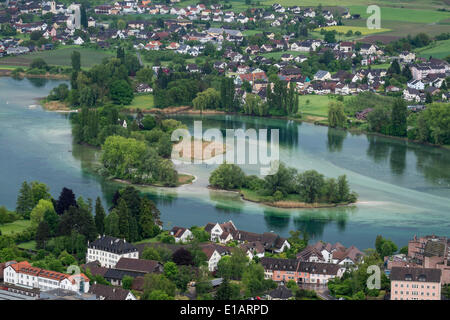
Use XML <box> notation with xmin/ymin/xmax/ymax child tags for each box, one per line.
<box><xmin>359</xmin><ymin>43</ymin><xmax>377</xmax><ymax>55</ymax></box>
<box><xmin>399</xmin><ymin>51</ymin><xmax>416</xmax><ymax>63</ymax></box>
<box><xmin>407</xmin><ymin>79</ymin><xmax>425</xmax><ymax>91</ymax></box>
<box><xmin>339</xmin><ymin>41</ymin><xmax>354</xmax><ymax>53</ymax></box>
<box><xmin>313</xmin><ymin>70</ymin><xmax>331</xmax><ymax>81</ymax></box>
<box><xmin>201</xmin><ymin>245</ymin><xmax>223</xmax><ymax>272</ymax></box>
<box><xmin>403</xmin><ymin>88</ymin><xmax>423</xmax><ymax>102</ymax></box>
<box><xmin>267</xmin><ymin>285</ymin><xmax>293</xmax><ymax>300</ymax></box>
<box><xmin>260</xmin><ymin>258</ymin><xmax>344</xmax><ymax>285</ymax></box>
<box><xmin>204</xmin><ymin>220</ymin><xmax>237</xmax><ymax>243</ymax></box>
<box><xmin>170</xmin><ymin>226</ymin><xmax>193</xmax><ymax>243</ymax></box>
<box><xmin>89</xmin><ymin>283</ymin><xmax>136</xmax><ymax>300</ymax></box>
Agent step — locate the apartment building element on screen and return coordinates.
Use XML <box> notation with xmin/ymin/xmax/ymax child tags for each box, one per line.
<box><xmin>390</xmin><ymin>267</ymin><xmax>441</xmax><ymax>300</ymax></box>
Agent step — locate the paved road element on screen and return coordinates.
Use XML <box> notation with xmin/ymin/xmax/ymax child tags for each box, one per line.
<box><xmin>136</xmin><ymin>51</ymin><xmax>143</xmax><ymax>67</ymax></box>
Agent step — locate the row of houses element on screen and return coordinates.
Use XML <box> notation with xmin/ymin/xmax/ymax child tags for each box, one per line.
<box><xmin>260</xmin><ymin>257</ymin><xmax>344</xmax><ymax>285</ymax></box>
<box><xmin>204</xmin><ymin>220</ymin><xmax>291</xmax><ymax>254</ymax></box>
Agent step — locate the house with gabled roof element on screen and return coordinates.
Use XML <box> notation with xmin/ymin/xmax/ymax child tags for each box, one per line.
<box><xmin>3</xmin><ymin>261</ymin><xmax>90</xmax><ymax>293</ymax></box>
<box><xmin>170</xmin><ymin>226</ymin><xmax>193</xmax><ymax>243</ymax></box>
<box><xmin>89</xmin><ymin>283</ymin><xmax>136</xmax><ymax>300</ymax></box>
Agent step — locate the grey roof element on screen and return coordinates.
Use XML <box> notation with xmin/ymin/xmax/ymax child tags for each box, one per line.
<box><xmin>390</xmin><ymin>267</ymin><xmax>442</xmax><ymax>283</ymax></box>
<box><xmin>269</xmin><ymin>285</ymin><xmax>293</xmax><ymax>299</ymax></box>
<box><xmin>210</xmin><ymin>278</ymin><xmax>223</xmax><ymax>287</ymax></box>
<box><xmin>89</xmin><ymin>284</ymin><xmax>133</xmax><ymax>300</ymax></box>
<box><xmin>104</xmin><ymin>268</ymin><xmax>144</xmax><ymax>280</ymax></box>
<box><xmin>314</xmin><ymin>70</ymin><xmax>329</xmax><ymax>78</ymax></box>
<box><xmin>39</xmin><ymin>289</ymin><xmax>97</xmax><ymax>300</ymax></box>
<box><xmin>88</xmin><ymin>236</ymin><xmax>137</xmax><ymax>254</ymax></box>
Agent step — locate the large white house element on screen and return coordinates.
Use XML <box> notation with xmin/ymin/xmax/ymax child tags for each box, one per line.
<box><xmin>3</xmin><ymin>261</ymin><xmax>90</xmax><ymax>293</ymax></box>
<box><xmin>86</xmin><ymin>236</ymin><xmax>139</xmax><ymax>268</ymax></box>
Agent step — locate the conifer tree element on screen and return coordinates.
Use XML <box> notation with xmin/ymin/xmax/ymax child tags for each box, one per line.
<box><xmin>16</xmin><ymin>181</ymin><xmax>34</xmax><ymax>219</ymax></box>
<box><xmin>56</xmin><ymin>187</ymin><xmax>78</xmax><ymax>215</ymax></box>
<box><xmin>105</xmin><ymin>209</ymin><xmax>120</xmax><ymax>237</ymax></box>
<box><xmin>94</xmin><ymin>197</ymin><xmax>106</xmax><ymax>235</ymax></box>
<box><xmin>117</xmin><ymin>199</ymin><xmax>130</xmax><ymax>241</ymax></box>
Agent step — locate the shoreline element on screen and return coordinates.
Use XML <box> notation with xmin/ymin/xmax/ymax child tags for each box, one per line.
<box><xmin>155</xmin><ymin>107</ymin><xmax>449</xmax><ymax>150</ymax></box>
<box><xmin>36</xmin><ymin>98</ymin><xmax>75</xmax><ymax>112</ymax></box>
<box><xmin>112</xmin><ymin>173</ymin><xmax>196</xmax><ymax>189</ymax></box>
<box><xmin>0</xmin><ymin>69</ymin><xmax>70</xmax><ymax>80</ymax></box>
<box><xmin>18</xmin><ymin>73</ymin><xmax>448</xmax><ymax>151</ymax></box>
<box><xmin>207</xmin><ymin>186</ymin><xmax>357</xmax><ymax>210</ymax></box>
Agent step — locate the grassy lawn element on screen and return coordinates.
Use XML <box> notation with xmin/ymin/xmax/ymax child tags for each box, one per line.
<box><xmin>17</xmin><ymin>240</ymin><xmax>37</xmax><ymax>251</ymax></box>
<box><xmin>298</xmin><ymin>94</ymin><xmax>341</xmax><ymax>119</ymax></box>
<box><xmin>415</xmin><ymin>39</ymin><xmax>450</xmax><ymax>59</ymax></box>
<box><xmin>0</xmin><ymin>46</ymin><xmax>115</xmax><ymax>68</ymax></box>
<box><xmin>260</xmin><ymin>50</ymin><xmax>309</xmax><ymax>60</ymax></box>
<box><xmin>0</xmin><ymin>220</ymin><xmax>31</xmax><ymax>235</ymax></box>
<box><xmin>123</xmin><ymin>94</ymin><xmax>155</xmax><ymax>110</ymax></box>
<box><xmin>243</xmin><ymin>30</ymin><xmax>264</xmax><ymax>36</ymax></box>
<box><xmin>133</xmin><ymin>236</ymin><xmax>160</xmax><ymax>245</ymax></box>
<box><xmin>0</xmin><ymin>65</ymin><xmax>19</xmax><ymax>70</ymax></box>
<box><xmin>240</xmin><ymin>188</ymin><xmax>274</xmax><ymax>202</ymax></box>
<box><xmin>361</xmin><ymin>63</ymin><xmax>390</xmax><ymax>69</ymax></box>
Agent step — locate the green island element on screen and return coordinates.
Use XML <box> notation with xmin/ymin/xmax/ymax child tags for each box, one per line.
<box><xmin>209</xmin><ymin>163</ymin><xmax>358</xmax><ymax>209</ymax></box>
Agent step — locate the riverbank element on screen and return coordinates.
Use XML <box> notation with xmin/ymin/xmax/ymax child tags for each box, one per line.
<box><xmin>113</xmin><ymin>173</ymin><xmax>196</xmax><ymax>189</ymax></box>
<box><xmin>38</xmin><ymin>99</ymin><xmax>74</xmax><ymax>112</ymax></box>
<box><xmin>0</xmin><ymin>69</ymin><xmax>70</xmax><ymax>80</ymax></box>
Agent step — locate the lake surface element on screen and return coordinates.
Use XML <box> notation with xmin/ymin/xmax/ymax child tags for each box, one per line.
<box><xmin>1</xmin><ymin>77</ymin><xmax>449</xmax><ymax>249</ymax></box>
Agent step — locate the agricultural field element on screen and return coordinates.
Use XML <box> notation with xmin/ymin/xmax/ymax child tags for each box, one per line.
<box><xmin>0</xmin><ymin>219</ymin><xmax>31</xmax><ymax>235</ymax></box>
<box><xmin>348</xmin><ymin>5</ymin><xmax>450</xmax><ymax>24</ymax></box>
<box><xmin>260</xmin><ymin>0</ymin><xmax>448</xmax><ymax>10</ymax></box>
<box><xmin>344</xmin><ymin>5</ymin><xmax>450</xmax><ymax>37</ymax></box>
<box><xmin>123</xmin><ymin>94</ymin><xmax>155</xmax><ymax>111</ymax></box>
<box><xmin>314</xmin><ymin>26</ymin><xmax>391</xmax><ymax>36</ymax></box>
<box><xmin>257</xmin><ymin>0</ymin><xmax>450</xmax><ymax>37</ymax></box>
<box><xmin>0</xmin><ymin>46</ymin><xmax>115</xmax><ymax>68</ymax></box>
<box><xmin>415</xmin><ymin>39</ymin><xmax>450</xmax><ymax>59</ymax></box>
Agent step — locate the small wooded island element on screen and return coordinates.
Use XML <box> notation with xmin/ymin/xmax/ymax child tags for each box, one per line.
<box><xmin>70</xmin><ymin>105</ymin><xmax>195</xmax><ymax>187</ymax></box>
<box><xmin>209</xmin><ymin>163</ymin><xmax>358</xmax><ymax>209</ymax></box>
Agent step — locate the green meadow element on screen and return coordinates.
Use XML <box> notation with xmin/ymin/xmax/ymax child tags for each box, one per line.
<box><xmin>0</xmin><ymin>219</ymin><xmax>31</xmax><ymax>235</ymax></box>
<box><xmin>415</xmin><ymin>39</ymin><xmax>450</xmax><ymax>59</ymax></box>
<box><xmin>124</xmin><ymin>94</ymin><xmax>155</xmax><ymax>111</ymax></box>
<box><xmin>0</xmin><ymin>46</ymin><xmax>115</xmax><ymax>68</ymax></box>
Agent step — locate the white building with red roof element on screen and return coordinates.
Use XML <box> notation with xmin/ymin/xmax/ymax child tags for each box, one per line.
<box><xmin>3</xmin><ymin>261</ymin><xmax>90</xmax><ymax>293</ymax></box>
